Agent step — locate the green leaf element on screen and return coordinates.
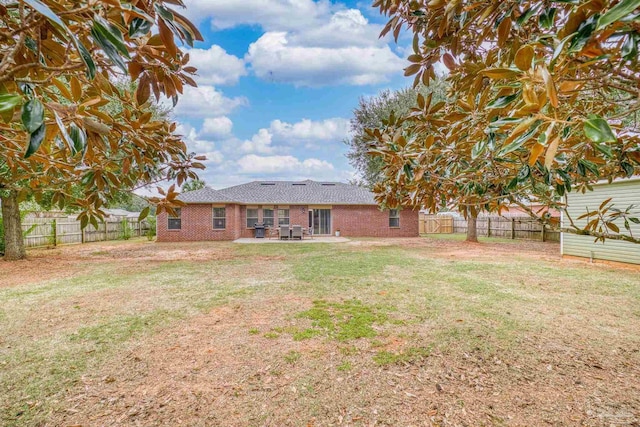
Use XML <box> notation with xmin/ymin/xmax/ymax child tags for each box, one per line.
<box><xmin>77</xmin><ymin>41</ymin><xmax>96</xmax><ymax>79</ymax></box>
<box><xmin>21</xmin><ymin>99</ymin><xmax>44</xmax><ymax>133</ymax></box>
<box><xmin>583</xmin><ymin>115</ymin><xmax>616</xmax><ymax>143</ymax></box>
<box><xmin>578</xmin><ymin>159</ymin><xmax>600</xmax><ymax>177</ymax></box>
<box><xmin>23</xmin><ymin>0</ymin><xmax>96</xmax><ymax>79</ymax></box>
<box><xmin>69</xmin><ymin>123</ymin><xmax>86</xmax><ymax>155</ymax></box>
<box><xmin>621</xmin><ymin>33</ymin><xmax>638</xmax><ymax>61</ymax></box>
<box><xmin>93</xmin><ymin>17</ymin><xmax>130</xmax><ymax>57</ymax></box>
<box><xmin>91</xmin><ymin>23</ymin><xmax>128</xmax><ymax>73</ymax></box>
<box><xmin>0</xmin><ymin>93</ymin><xmax>23</xmax><ymax>113</ymax></box>
<box><xmin>539</xmin><ymin>7</ymin><xmax>557</xmax><ymax>29</ymax></box>
<box><xmin>498</xmin><ymin>119</ymin><xmax>542</xmax><ymax>156</ymax></box>
<box><xmin>23</xmin><ymin>0</ymin><xmax>67</xmax><ymax>29</ymax></box>
<box><xmin>54</xmin><ymin>111</ymin><xmax>74</xmax><ymax>153</ymax></box>
<box><xmin>568</xmin><ymin>15</ymin><xmax>598</xmax><ymax>53</ymax></box>
<box><xmin>593</xmin><ymin>143</ymin><xmax>613</xmax><ymax>158</ymax></box>
<box><xmin>471</xmin><ymin>140</ymin><xmax>486</xmax><ymax>159</ymax></box>
<box><xmin>138</xmin><ymin>206</ymin><xmax>150</xmax><ymax>222</ymax></box>
<box><xmin>25</xmin><ymin>123</ymin><xmax>46</xmax><ymax>158</ymax></box>
<box><xmin>598</xmin><ymin>0</ymin><xmax>640</xmax><ymax>29</ymax></box>
<box><xmin>552</xmin><ymin>33</ymin><xmax>575</xmax><ymax>64</ymax></box>
<box><xmin>129</xmin><ymin>17</ymin><xmax>153</xmax><ymax>39</ymax></box>
<box><xmin>487</xmin><ymin>91</ymin><xmax>521</xmax><ymax>109</ymax></box>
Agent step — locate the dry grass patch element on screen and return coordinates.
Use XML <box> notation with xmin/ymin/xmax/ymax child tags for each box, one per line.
<box><xmin>1</xmin><ymin>237</ymin><xmax>639</xmax><ymax>426</ymax></box>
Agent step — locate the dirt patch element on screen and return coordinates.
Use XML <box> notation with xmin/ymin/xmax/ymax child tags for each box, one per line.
<box><xmin>50</xmin><ymin>294</ymin><xmax>640</xmax><ymax>427</ymax></box>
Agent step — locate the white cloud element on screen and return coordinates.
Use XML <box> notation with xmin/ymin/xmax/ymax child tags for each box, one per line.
<box><xmin>246</xmin><ymin>31</ymin><xmax>403</xmax><ymax>87</ymax></box>
<box><xmin>237</xmin><ymin>154</ymin><xmax>334</xmax><ymax>175</ymax></box>
<box><xmin>186</xmin><ymin>45</ymin><xmax>246</xmax><ymax>85</ymax></box>
<box><xmin>289</xmin><ymin>9</ymin><xmax>382</xmax><ymax>48</ymax></box>
<box><xmin>201</xmin><ymin>116</ymin><xmax>233</xmax><ymax>138</ymax></box>
<box><xmin>172</xmin><ymin>85</ymin><xmax>248</xmax><ymax>117</ymax></box>
<box><xmin>175</xmin><ymin>122</ymin><xmax>225</xmax><ymax>165</ymax></box>
<box><xmin>183</xmin><ymin>0</ymin><xmax>332</xmax><ymax>31</ymax></box>
<box><xmin>240</xmin><ymin>128</ymin><xmax>275</xmax><ymax>154</ymax></box>
<box><xmin>270</xmin><ymin>117</ymin><xmax>349</xmax><ymax>142</ymax></box>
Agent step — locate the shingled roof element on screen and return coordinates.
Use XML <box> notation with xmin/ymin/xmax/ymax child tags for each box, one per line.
<box><xmin>178</xmin><ymin>180</ymin><xmax>378</xmax><ymax>205</ymax></box>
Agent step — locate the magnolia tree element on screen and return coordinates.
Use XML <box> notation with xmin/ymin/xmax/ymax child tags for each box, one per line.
<box><xmin>0</xmin><ymin>0</ymin><xmax>205</xmax><ymax>259</ymax></box>
<box><xmin>368</xmin><ymin>0</ymin><xmax>640</xmax><ymax>243</ymax></box>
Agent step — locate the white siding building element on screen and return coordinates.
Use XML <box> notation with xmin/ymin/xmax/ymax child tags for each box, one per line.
<box><xmin>562</xmin><ymin>177</ymin><xmax>640</xmax><ymax>265</ymax></box>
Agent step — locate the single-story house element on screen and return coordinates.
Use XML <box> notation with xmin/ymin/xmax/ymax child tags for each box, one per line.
<box><xmin>562</xmin><ymin>177</ymin><xmax>640</xmax><ymax>265</ymax></box>
<box><xmin>156</xmin><ymin>180</ymin><xmax>419</xmax><ymax>241</ymax></box>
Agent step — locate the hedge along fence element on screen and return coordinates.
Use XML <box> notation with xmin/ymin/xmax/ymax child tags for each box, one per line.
<box><xmin>451</xmin><ymin>216</ymin><xmax>560</xmax><ymax>242</ymax></box>
<box><xmin>20</xmin><ymin>217</ymin><xmax>151</xmax><ymax>248</ymax></box>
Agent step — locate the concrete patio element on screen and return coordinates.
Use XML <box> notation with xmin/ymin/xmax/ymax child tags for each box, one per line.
<box><xmin>233</xmin><ymin>237</ymin><xmax>350</xmax><ymax>244</ymax></box>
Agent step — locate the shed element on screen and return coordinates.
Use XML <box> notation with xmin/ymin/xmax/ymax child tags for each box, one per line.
<box><xmin>562</xmin><ymin>177</ymin><xmax>640</xmax><ymax>265</ymax></box>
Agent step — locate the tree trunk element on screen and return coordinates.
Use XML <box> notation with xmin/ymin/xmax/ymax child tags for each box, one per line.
<box><xmin>1</xmin><ymin>191</ymin><xmax>26</xmax><ymax>260</ymax></box>
<box><xmin>466</xmin><ymin>209</ymin><xmax>478</xmax><ymax>243</ymax></box>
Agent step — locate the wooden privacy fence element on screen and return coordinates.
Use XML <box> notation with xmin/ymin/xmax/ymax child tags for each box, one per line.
<box><xmin>419</xmin><ymin>214</ymin><xmax>454</xmax><ymax>234</ymax></box>
<box><xmin>21</xmin><ymin>218</ymin><xmax>150</xmax><ymax>248</ymax></box>
<box><xmin>452</xmin><ymin>216</ymin><xmax>560</xmax><ymax>242</ymax></box>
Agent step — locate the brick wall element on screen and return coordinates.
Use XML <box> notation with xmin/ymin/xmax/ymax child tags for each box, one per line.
<box><xmin>332</xmin><ymin>205</ymin><xmax>419</xmax><ymax>237</ymax></box>
<box><xmin>157</xmin><ymin>203</ymin><xmax>419</xmax><ymax>241</ymax></box>
<box><xmin>157</xmin><ymin>203</ymin><xmax>242</xmax><ymax>242</ymax></box>
<box><xmin>238</xmin><ymin>205</ymin><xmax>310</xmax><ymax>238</ymax></box>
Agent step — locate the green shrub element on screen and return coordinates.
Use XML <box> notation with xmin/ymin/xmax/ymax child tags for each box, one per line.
<box><xmin>120</xmin><ymin>219</ymin><xmax>132</xmax><ymax>240</ymax></box>
<box><xmin>146</xmin><ymin>216</ymin><xmax>156</xmax><ymax>241</ymax></box>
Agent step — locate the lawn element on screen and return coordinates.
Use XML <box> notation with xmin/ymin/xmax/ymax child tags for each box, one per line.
<box><xmin>0</xmin><ymin>237</ymin><xmax>639</xmax><ymax>426</ymax></box>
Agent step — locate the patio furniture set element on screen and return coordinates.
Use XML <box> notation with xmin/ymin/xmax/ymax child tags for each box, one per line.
<box><xmin>255</xmin><ymin>224</ymin><xmax>313</xmax><ymax>240</ymax></box>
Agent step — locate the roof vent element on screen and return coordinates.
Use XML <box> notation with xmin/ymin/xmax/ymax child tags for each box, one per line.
<box><xmin>321</xmin><ymin>183</ymin><xmax>336</xmax><ymax>186</ymax></box>
<box><xmin>292</xmin><ymin>183</ymin><xmax>307</xmax><ymax>186</ymax></box>
<box><xmin>260</xmin><ymin>182</ymin><xmax>276</xmax><ymax>186</ymax></box>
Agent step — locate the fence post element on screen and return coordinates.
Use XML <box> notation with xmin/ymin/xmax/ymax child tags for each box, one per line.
<box><xmin>103</xmin><ymin>221</ymin><xmax>107</xmax><ymax>241</ymax></box>
<box><xmin>511</xmin><ymin>218</ymin><xmax>515</xmax><ymax>239</ymax></box>
<box><xmin>52</xmin><ymin>219</ymin><xmax>57</xmax><ymax>246</ymax></box>
<box><xmin>487</xmin><ymin>217</ymin><xmax>491</xmax><ymax>237</ymax></box>
<box><xmin>541</xmin><ymin>224</ymin><xmax>546</xmax><ymax>242</ymax></box>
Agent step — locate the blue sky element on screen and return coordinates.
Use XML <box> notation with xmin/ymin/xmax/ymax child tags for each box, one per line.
<box><xmin>172</xmin><ymin>0</ymin><xmax>412</xmax><ymax>189</ymax></box>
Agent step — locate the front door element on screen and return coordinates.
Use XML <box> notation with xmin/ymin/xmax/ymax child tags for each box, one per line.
<box><xmin>309</xmin><ymin>209</ymin><xmax>331</xmax><ymax>235</ymax></box>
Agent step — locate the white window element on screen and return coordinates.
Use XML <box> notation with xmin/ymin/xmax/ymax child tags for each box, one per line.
<box><xmin>389</xmin><ymin>209</ymin><xmax>400</xmax><ymax>228</ymax></box>
<box><xmin>278</xmin><ymin>208</ymin><xmax>290</xmax><ymax>226</ymax></box>
<box><xmin>168</xmin><ymin>208</ymin><xmax>181</xmax><ymax>230</ymax></box>
<box><xmin>246</xmin><ymin>208</ymin><xmax>259</xmax><ymax>228</ymax></box>
<box><xmin>213</xmin><ymin>207</ymin><xmax>226</xmax><ymax>229</ymax></box>
<box><xmin>263</xmin><ymin>208</ymin><xmax>275</xmax><ymax>227</ymax></box>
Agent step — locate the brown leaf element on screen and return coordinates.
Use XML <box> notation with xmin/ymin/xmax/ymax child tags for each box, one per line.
<box><xmin>497</xmin><ymin>17</ymin><xmax>511</xmax><ymax>48</ymax></box>
<box><xmin>544</xmin><ymin>136</ymin><xmax>561</xmax><ymax>169</ymax></box>
<box><xmin>529</xmin><ymin>143</ymin><xmax>545</xmax><ymax>166</ymax></box>
<box><xmin>540</xmin><ymin>66</ymin><xmax>558</xmax><ymax>108</ymax></box>
<box><xmin>158</xmin><ymin>19</ymin><xmax>178</xmax><ymax>57</ymax></box>
<box><xmin>442</xmin><ymin>53</ymin><xmax>456</xmax><ymax>70</ymax></box>
<box><xmin>514</xmin><ymin>45</ymin><xmax>534</xmax><ymax>71</ymax></box>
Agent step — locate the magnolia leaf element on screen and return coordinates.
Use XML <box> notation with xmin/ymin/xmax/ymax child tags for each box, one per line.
<box><xmin>69</xmin><ymin>123</ymin><xmax>86</xmax><ymax>155</ymax></box>
<box><xmin>544</xmin><ymin>136</ymin><xmax>561</xmax><ymax>169</ymax></box>
<box><xmin>91</xmin><ymin>22</ymin><xmax>129</xmax><ymax>73</ymax></box>
<box><xmin>21</xmin><ymin>99</ymin><xmax>44</xmax><ymax>133</ymax></box>
<box><xmin>25</xmin><ymin>123</ymin><xmax>46</xmax><ymax>158</ymax></box>
<box><xmin>54</xmin><ymin>112</ymin><xmax>75</xmax><ymax>153</ymax></box>
<box><xmin>487</xmin><ymin>91</ymin><xmax>520</xmax><ymax>109</ymax></box>
<box><xmin>514</xmin><ymin>45</ymin><xmax>534</xmax><ymax>71</ymax></box>
<box><xmin>480</xmin><ymin>68</ymin><xmax>522</xmax><ymax>79</ymax></box>
<box><xmin>0</xmin><ymin>93</ymin><xmax>23</xmax><ymax>113</ymax></box>
<box><xmin>138</xmin><ymin>206</ymin><xmax>150</xmax><ymax>222</ymax></box>
<box><xmin>529</xmin><ymin>143</ymin><xmax>545</xmax><ymax>166</ymax></box>
<box><xmin>583</xmin><ymin>115</ymin><xmax>616</xmax><ymax>143</ymax></box>
<box><xmin>598</xmin><ymin>0</ymin><xmax>640</xmax><ymax>29</ymax></box>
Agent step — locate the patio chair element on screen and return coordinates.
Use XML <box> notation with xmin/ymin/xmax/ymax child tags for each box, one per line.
<box><xmin>306</xmin><ymin>227</ymin><xmax>313</xmax><ymax>240</ymax></box>
<box><xmin>279</xmin><ymin>225</ymin><xmax>290</xmax><ymax>240</ymax></box>
<box><xmin>291</xmin><ymin>225</ymin><xmax>303</xmax><ymax>240</ymax></box>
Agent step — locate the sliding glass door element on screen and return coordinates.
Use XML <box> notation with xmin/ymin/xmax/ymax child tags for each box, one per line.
<box><xmin>309</xmin><ymin>209</ymin><xmax>331</xmax><ymax>235</ymax></box>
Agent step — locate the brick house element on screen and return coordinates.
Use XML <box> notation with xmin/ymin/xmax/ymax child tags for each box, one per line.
<box><xmin>156</xmin><ymin>180</ymin><xmax>419</xmax><ymax>241</ymax></box>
